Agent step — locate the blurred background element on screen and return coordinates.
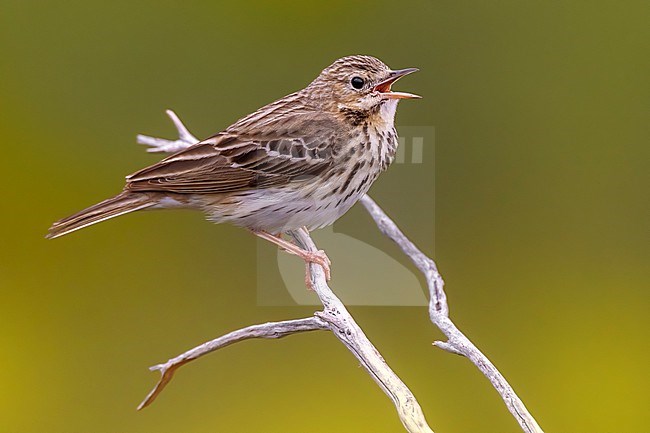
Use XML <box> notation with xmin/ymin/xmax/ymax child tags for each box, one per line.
<box><xmin>1</xmin><ymin>1</ymin><xmax>648</xmax><ymax>432</ymax></box>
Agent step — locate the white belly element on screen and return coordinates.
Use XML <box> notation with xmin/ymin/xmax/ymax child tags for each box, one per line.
<box><xmin>208</xmin><ymin>178</ymin><xmax>370</xmax><ymax>233</ymax></box>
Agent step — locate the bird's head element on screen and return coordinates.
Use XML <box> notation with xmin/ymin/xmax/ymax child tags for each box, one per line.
<box><xmin>305</xmin><ymin>55</ymin><xmax>420</xmax><ymax>115</ymax></box>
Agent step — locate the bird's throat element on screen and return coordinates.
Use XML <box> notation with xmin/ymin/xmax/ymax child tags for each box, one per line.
<box><xmin>339</xmin><ymin>100</ymin><xmax>398</xmax><ymax>128</ymax></box>
<box><xmin>379</xmin><ymin>99</ymin><xmax>399</xmax><ymax>128</ymax></box>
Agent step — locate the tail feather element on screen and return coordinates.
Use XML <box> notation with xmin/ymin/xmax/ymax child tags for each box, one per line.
<box><xmin>47</xmin><ymin>193</ymin><xmax>155</xmax><ymax>239</ymax></box>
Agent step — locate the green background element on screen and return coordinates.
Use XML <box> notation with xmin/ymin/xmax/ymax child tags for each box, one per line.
<box><xmin>1</xmin><ymin>1</ymin><xmax>647</xmax><ymax>432</ymax></box>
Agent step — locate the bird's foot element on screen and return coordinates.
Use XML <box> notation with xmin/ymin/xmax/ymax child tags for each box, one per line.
<box><xmin>252</xmin><ymin>230</ymin><xmax>332</xmax><ymax>289</ymax></box>
<box><xmin>299</xmin><ymin>249</ymin><xmax>331</xmax><ymax>289</ymax></box>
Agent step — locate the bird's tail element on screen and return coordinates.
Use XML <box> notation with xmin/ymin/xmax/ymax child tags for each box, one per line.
<box><xmin>46</xmin><ymin>192</ymin><xmax>156</xmax><ymax>239</ymax></box>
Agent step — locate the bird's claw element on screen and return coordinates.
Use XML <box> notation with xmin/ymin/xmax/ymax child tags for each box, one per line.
<box><xmin>303</xmin><ymin>250</ymin><xmax>331</xmax><ymax>290</ymax></box>
<box><xmin>304</xmin><ymin>249</ymin><xmax>331</xmax><ymax>282</ymax></box>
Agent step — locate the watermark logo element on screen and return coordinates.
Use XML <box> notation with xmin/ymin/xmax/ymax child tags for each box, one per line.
<box><xmin>256</xmin><ymin>126</ymin><xmax>435</xmax><ymax>306</ymax></box>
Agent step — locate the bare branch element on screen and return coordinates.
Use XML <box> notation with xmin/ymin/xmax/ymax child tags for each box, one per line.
<box><xmin>359</xmin><ymin>195</ymin><xmax>544</xmax><ymax>433</ymax></box>
<box><xmin>136</xmin><ymin>109</ymin><xmax>198</xmax><ymax>153</ymax></box>
<box><xmin>291</xmin><ymin>228</ymin><xmax>434</xmax><ymax>433</ymax></box>
<box><xmin>138</xmin><ymin>317</ymin><xmax>327</xmax><ymax>410</ymax></box>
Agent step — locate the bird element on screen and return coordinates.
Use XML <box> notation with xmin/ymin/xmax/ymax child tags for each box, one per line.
<box><xmin>47</xmin><ymin>55</ymin><xmax>420</xmax><ymax>283</ymax></box>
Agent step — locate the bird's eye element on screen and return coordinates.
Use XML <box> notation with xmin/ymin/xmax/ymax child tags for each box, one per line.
<box><xmin>350</xmin><ymin>76</ymin><xmax>365</xmax><ymax>90</ymax></box>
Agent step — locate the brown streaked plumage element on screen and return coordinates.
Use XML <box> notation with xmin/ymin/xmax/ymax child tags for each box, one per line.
<box><xmin>47</xmin><ymin>55</ymin><xmax>420</xmax><ymax>282</ymax></box>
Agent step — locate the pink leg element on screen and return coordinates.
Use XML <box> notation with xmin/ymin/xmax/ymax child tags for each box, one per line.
<box><xmin>252</xmin><ymin>230</ymin><xmax>331</xmax><ymax>287</ymax></box>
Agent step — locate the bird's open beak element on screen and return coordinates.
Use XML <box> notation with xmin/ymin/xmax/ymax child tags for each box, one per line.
<box><xmin>373</xmin><ymin>68</ymin><xmax>420</xmax><ymax>99</ymax></box>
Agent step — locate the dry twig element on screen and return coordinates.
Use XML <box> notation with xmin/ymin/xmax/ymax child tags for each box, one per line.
<box><xmin>359</xmin><ymin>196</ymin><xmax>543</xmax><ymax>433</ymax></box>
<box><xmin>137</xmin><ymin>317</ymin><xmax>328</xmax><ymax>410</ymax></box>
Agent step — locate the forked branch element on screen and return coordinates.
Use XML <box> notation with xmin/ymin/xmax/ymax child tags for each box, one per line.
<box><xmin>136</xmin><ymin>110</ymin><xmax>544</xmax><ymax>433</ymax></box>
<box><xmin>137</xmin><ymin>317</ymin><xmax>328</xmax><ymax>410</ymax></box>
<box><xmin>359</xmin><ymin>196</ymin><xmax>543</xmax><ymax>433</ymax></box>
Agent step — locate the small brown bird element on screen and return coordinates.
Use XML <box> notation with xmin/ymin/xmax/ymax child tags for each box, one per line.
<box><xmin>47</xmin><ymin>55</ymin><xmax>419</xmax><ymax>280</ymax></box>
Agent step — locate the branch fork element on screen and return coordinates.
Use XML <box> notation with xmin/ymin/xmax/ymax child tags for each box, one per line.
<box><xmin>135</xmin><ymin>110</ymin><xmax>544</xmax><ymax>433</ymax></box>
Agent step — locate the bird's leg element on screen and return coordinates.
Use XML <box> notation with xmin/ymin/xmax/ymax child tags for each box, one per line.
<box><xmin>252</xmin><ymin>230</ymin><xmax>331</xmax><ymax>287</ymax></box>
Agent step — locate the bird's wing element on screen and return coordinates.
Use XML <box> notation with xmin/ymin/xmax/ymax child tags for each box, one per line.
<box><xmin>125</xmin><ymin>109</ymin><xmax>341</xmax><ymax>195</ymax></box>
